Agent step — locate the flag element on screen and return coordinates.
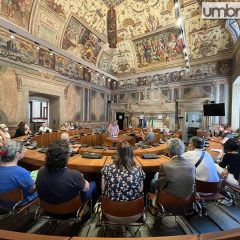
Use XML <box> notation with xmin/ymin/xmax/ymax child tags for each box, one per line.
<box><xmin>151</xmin><ymin>113</ymin><xmax>154</xmax><ymax>128</ymax></box>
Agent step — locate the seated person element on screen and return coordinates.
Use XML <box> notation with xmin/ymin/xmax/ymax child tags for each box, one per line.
<box><xmin>60</xmin><ymin>122</ymin><xmax>70</xmax><ymax>131</ymax></box>
<box><xmin>161</xmin><ymin>124</ymin><xmax>170</xmax><ymax>134</ymax></box>
<box><xmin>0</xmin><ymin>141</ymin><xmax>37</xmax><ymax>208</ymax></box>
<box><xmin>101</xmin><ymin>142</ymin><xmax>145</xmax><ymax>222</ymax></box>
<box><xmin>0</xmin><ymin>129</ymin><xmax>7</xmax><ymax>147</ymax></box>
<box><xmin>0</xmin><ymin>124</ymin><xmax>11</xmax><ymax>142</ymax></box>
<box><xmin>14</xmin><ymin>122</ymin><xmax>32</xmax><ymax>138</ymax></box>
<box><xmin>39</xmin><ymin>122</ymin><xmax>52</xmax><ymax>133</ymax></box>
<box><xmin>60</xmin><ymin>132</ymin><xmax>80</xmax><ymax>154</ymax></box>
<box><xmin>108</xmin><ymin>121</ymin><xmax>119</xmax><ymax>137</ymax></box>
<box><xmin>136</xmin><ymin>127</ymin><xmax>154</xmax><ymax>146</ymax></box>
<box><xmin>211</xmin><ymin>125</ymin><xmax>233</xmax><ymax>144</ymax></box>
<box><xmin>215</xmin><ymin>138</ymin><xmax>240</xmax><ymax>186</ymax></box>
<box><xmin>155</xmin><ymin>138</ymin><xmax>195</xmax><ymax>198</ymax></box>
<box><xmin>36</xmin><ymin>140</ymin><xmax>96</xmax><ymax>205</ymax></box>
<box><xmin>183</xmin><ymin>136</ymin><xmax>219</xmax><ymax>183</ymax></box>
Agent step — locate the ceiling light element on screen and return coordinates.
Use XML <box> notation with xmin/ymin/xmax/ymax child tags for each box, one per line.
<box><xmin>177</xmin><ymin>17</ymin><xmax>183</xmax><ymax>27</ymax></box>
<box><xmin>10</xmin><ymin>33</ymin><xmax>15</xmax><ymax>39</ymax></box>
<box><xmin>108</xmin><ymin>78</ymin><xmax>111</xmax><ymax>82</ymax></box>
<box><xmin>175</xmin><ymin>2</ymin><xmax>179</xmax><ymax>9</ymax></box>
<box><xmin>49</xmin><ymin>50</ymin><xmax>53</xmax><ymax>56</ymax></box>
<box><xmin>181</xmin><ymin>71</ymin><xmax>184</xmax><ymax>76</ymax></box>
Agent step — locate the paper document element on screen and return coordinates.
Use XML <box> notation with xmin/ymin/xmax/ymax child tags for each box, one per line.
<box><xmin>211</xmin><ymin>148</ymin><xmax>223</xmax><ymax>153</ymax></box>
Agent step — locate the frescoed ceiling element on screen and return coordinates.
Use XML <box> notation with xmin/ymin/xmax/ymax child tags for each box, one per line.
<box><xmin>0</xmin><ymin>0</ymin><xmax>238</xmax><ymax>78</ymax></box>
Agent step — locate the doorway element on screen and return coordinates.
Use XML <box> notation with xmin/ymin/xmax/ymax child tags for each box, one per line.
<box><xmin>116</xmin><ymin>112</ymin><xmax>125</xmax><ymax>130</ymax></box>
<box><xmin>29</xmin><ymin>92</ymin><xmax>60</xmax><ymax>132</ymax></box>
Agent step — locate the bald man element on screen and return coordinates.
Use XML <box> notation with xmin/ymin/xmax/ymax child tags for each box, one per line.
<box><xmin>60</xmin><ymin>132</ymin><xmax>80</xmax><ymax>154</ymax></box>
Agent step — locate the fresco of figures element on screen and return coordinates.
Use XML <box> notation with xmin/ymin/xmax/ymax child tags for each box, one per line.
<box><xmin>116</xmin><ymin>0</ymin><xmax>176</xmax><ymax>41</ymax></box>
<box><xmin>38</xmin><ymin>48</ymin><xmax>55</xmax><ymax>70</ymax></box>
<box><xmin>134</xmin><ymin>29</ymin><xmax>183</xmax><ymax>67</ymax></box>
<box><xmin>0</xmin><ymin>28</ymin><xmax>36</xmax><ymax>64</ymax></box>
<box><xmin>62</xmin><ymin>17</ymin><xmax>105</xmax><ymax>64</ymax></box>
<box><xmin>0</xmin><ymin>0</ymin><xmax>34</xmax><ymax>29</ymax></box>
<box><xmin>183</xmin><ymin>2</ymin><xmax>233</xmax><ymax>59</ymax></box>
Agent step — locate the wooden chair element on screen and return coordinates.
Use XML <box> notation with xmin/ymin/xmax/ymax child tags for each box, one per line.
<box><xmin>99</xmin><ymin>196</ymin><xmax>146</xmax><ymax>236</ymax></box>
<box><xmin>35</xmin><ymin>196</ymin><xmax>90</xmax><ymax>223</ymax></box>
<box><xmin>223</xmin><ymin>181</ymin><xmax>240</xmax><ymax>205</ymax></box>
<box><xmin>0</xmin><ymin>188</ymin><xmax>39</xmax><ymax>214</ymax></box>
<box><xmin>195</xmin><ymin>179</ymin><xmax>225</xmax><ymax>215</ymax></box>
<box><xmin>195</xmin><ymin>179</ymin><xmax>225</xmax><ymax>201</ymax></box>
<box><xmin>148</xmin><ymin>190</ymin><xmax>197</xmax><ymax>222</ymax></box>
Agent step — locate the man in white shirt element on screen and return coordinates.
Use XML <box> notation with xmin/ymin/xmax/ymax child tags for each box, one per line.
<box><xmin>39</xmin><ymin>122</ymin><xmax>52</xmax><ymax>133</ymax></box>
<box><xmin>183</xmin><ymin>136</ymin><xmax>219</xmax><ymax>182</ymax></box>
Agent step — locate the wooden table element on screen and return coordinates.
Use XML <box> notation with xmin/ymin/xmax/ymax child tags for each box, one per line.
<box><xmin>105</xmin><ymin>135</ymin><xmax>134</xmax><ymax>146</ymax></box>
<box><xmin>135</xmin><ymin>155</ymin><xmax>170</xmax><ymax>172</ymax></box>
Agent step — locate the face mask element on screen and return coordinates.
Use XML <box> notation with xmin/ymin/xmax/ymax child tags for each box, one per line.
<box><xmin>4</xmin><ymin>128</ymin><xmax>8</xmax><ymax>132</ymax></box>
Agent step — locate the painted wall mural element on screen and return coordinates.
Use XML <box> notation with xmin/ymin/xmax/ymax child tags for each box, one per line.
<box><xmin>65</xmin><ymin>85</ymin><xmax>82</xmax><ymax>122</ymax></box>
<box><xmin>0</xmin><ymin>28</ymin><xmax>37</xmax><ymax>64</ymax></box>
<box><xmin>0</xmin><ymin>63</ymin><xmax>19</xmax><ymax>123</ymax></box>
<box><xmin>0</xmin><ymin>28</ymin><xmax>113</xmax><ymax>89</ymax></box>
<box><xmin>91</xmin><ymin>90</ymin><xmax>105</xmax><ymax>121</ymax></box>
<box><xmin>134</xmin><ymin>28</ymin><xmax>184</xmax><ymax>67</ymax></box>
<box><xmin>0</xmin><ymin>0</ymin><xmax>34</xmax><ymax>29</ymax></box>
<box><xmin>62</xmin><ymin>16</ymin><xmax>105</xmax><ymax>64</ymax></box>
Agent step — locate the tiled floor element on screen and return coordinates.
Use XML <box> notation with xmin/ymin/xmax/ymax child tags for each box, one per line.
<box><xmin>1</xmin><ymin>202</ymin><xmax>240</xmax><ymax>237</ymax></box>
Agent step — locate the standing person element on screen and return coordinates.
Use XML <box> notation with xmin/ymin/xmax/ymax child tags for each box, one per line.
<box><xmin>36</xmin><ymin>140</ymin><xmax>96</xmax><ymax>205</ymax></box>
<box><xmin>14</xmin><ymin>122</ymin><xmax>31</xmax><ymax>138</ymax></box>
<box><xmin>0</xmin><ymin>141</ymin><xmax>37</xmax><ymax>208</ymax></box>
<box><xmin>108</xmin><ymin>121</ymin><xmax>119</xmax><ymax>137</ymax></box>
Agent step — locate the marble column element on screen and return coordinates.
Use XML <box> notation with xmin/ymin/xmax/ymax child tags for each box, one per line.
<box><xmin>231</xmin><ymin>83</ymin><xmax>240</xmax><ymax>130</ymax></box>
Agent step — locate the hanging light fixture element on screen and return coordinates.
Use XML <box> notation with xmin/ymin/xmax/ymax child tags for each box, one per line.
<box><xmin>107</xmin><ymin>5</ymin><xmax>117</xmax><ymax>48</ymax></box>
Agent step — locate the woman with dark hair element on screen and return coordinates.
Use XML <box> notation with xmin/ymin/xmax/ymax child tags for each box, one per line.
<box><xmin>36</xmin><ymin>140</ymin><xmax>96</xmax><ymax>204</ymax></box>
<box><xmin>101</xmin><ymin>142</ymin><xmax>145</xmax><ymax>201</ymax></box>
<box><xmin>216</xmin><ymin>138</ymin><xmax>240</xmax><ymax>186</ymax></box>
<box><xmin>14</xmin><ymin>121</ymin><xmax>31</xmax><ymax>138</ymax></box>
<box><xmin>0</xmin><ymin>141</ymin><xmax>37</xmax><ymax>208</ymax></box>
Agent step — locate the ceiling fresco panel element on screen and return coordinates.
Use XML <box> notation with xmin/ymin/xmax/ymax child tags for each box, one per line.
<box><xmin>183</xmin><ymin>2</ymin><xmax>234</xmax><ymax>59</ymax></box>
<box><xmin>116</xmin><ymin>0</ymin><xmax>177</xmax><ymax>41</ymax></box>
<box><xmin>134</xmin><ymin>28</ymin><xmax>184</xmax><ymax>68</ymax></box>
<box><xmin>62</xmin><ymin>16</ymin><xmax>105</xmax><ymax>64</ymax></box>
<box><xmin>0</xmin><ymin>0</ymin><xmax>34</xmax><ymax>30</ymax></box>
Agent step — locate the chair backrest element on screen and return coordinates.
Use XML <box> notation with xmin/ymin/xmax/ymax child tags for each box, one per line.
<box><xmin>40</xmin><ymin>196</ymin><xmax>81</xmax><ymax>215</ymax></box>
<box><xmin>101</xmin><ymin>196</ymin><xmax>144</xmax><ymax>218</ymax></box>
<box><xmin>0</xmin><ymin>188</ymin><xmax>24</xmax><ymax>202</ymax></box>
<box><xmin>157</xmin><ymin>190</ymin><xmax>196</xmax><ymax>215</ymax></box>
<box><xmin>196</xmin><ymin>180</ymin><xmax>223</xmax><ymax>194</ymax></box>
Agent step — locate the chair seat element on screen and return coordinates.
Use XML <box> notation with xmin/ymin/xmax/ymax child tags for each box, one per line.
<box><xmin>199</xmin><ymin>193</ymin><xmax>225</xmax><ymax>201</ymax></box>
